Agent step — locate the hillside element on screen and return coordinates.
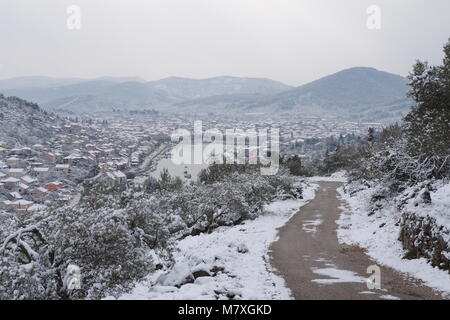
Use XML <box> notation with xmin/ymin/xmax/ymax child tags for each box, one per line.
<box><xmin>0</xmin><ymin>94</ymin><xmax>65</xmax><ymax>145</ymax></box>
<box><xmin>43</xmin><ymin>82</ymin><xmax>179</xmax><ymax>113</ymax></box>
<box><xmin>240</xmin><ymin>67</ymin><xmax>411</xmax><ymax>121</ymax></box>
<box><xmin>264</xmin><ymin>67</ymin><xmax>408</xmax><ymax>109</ymax></box>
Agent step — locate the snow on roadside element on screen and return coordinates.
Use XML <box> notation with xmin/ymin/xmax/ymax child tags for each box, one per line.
<box><xmin>337</xmin><ymin>185</ymin><xmax>450</xmax><ymax>298</ymax></box>
<box><xmin>309</xmin><ymin>171</ymin><xmax>347</xmax><ymax>182</ymax></box>
<box><xmin>113</xmin><ymin>183</ymin><xmax>318</xmax><ymax>300</ymax></box>
<box><xmin>403</xmin><ymin>181</ymin><xmax>450</xmax><ymax>239</ymax></box>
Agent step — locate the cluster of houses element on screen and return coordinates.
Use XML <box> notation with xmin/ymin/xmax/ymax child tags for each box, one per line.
<box><xmin>0</xmin><ymin>156</ymin><xmax>66</xmax><ymax>213</ymax></box>
<box><xmin>0</xmin><ymin>118</ymin><xmax>172</xmax><ymax>214</ymax></box>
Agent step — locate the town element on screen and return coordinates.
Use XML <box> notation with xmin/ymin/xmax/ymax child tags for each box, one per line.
<box><xmin>0</xmin><ymin>110</ymin><xmax>380</xmax><ymax>214</ymax></box>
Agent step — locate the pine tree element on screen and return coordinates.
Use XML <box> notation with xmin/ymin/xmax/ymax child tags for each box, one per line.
<box><xmin>404</xmin><ymin>38</ymin><xmax>450</xmax><ymax>159</ymax></box>
<box><xmin>286</xmin><ymin>155</ymin><xmax>303</xmax><ymax>176</ymax></box>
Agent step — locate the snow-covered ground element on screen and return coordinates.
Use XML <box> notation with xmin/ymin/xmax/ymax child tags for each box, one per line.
<box><xmin>111</xmin><ymin>183</ymin><xmax>317</xmax><ymax>300</ymax></box>
<box><xmin>309</xmin><ymin>171</ymin><xmax>347</xmax><ymax>182</ymax></box>
<box><xmin>108</xmin><ymin>173</ymin><xmax>449</xmax><ymax>300</ymax></box>
<box><xmin>402</xmin><ymin>181</ymin><xmax>450</xmax><ymax>238</ymax></box>
<box><xmin>337</xmin><ymin>183</ymin><xmax>450</xmax><ymax>298</ymax></box>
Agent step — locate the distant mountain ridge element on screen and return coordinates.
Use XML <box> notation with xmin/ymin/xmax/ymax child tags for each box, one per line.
<box><xmin>0</xmin><ymin>76</ymin><xmax>292</xmax><ymax>113</ymax></box>
<box><xmin>169</xmin><ymin>67</ymin><xmax>411</xmax><ymax>121</ymax></box>
<box><xmin>0</xmin><ymin>76</ymin><xmax>145</xmax><ymax>90</ymax></box>
<box><xmin>0</xmin><ymin>68</ymin><xmax>412</xmax><ymax>121</ymax></box>
<box><xmin>151</xmin><ymin>76</ymin><xmax>292</xmax><ymax>99</ymax></box>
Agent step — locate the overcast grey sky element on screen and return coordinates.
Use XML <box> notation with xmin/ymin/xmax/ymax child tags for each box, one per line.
<box><xmin>0</xmin><ymin>0</ymin><xmax>449</xmax><ymax>86</ymax></box>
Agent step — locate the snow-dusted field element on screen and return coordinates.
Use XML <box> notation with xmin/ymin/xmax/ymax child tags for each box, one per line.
<box><xmin>111</xmin><ymin>184</ymin><xmax>317</xmax><ymax>300</ymax></box>
<box><xmin>337</xmin><ymin>184</ymin><xmax>450</xmax><ymax>298</ymax></box>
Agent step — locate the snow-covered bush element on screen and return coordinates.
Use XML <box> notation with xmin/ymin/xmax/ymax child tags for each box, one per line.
<box><xmin>0</xmin><ymin>166</ymin><xmax>302</xmax><ymax>299</ymax></box>
<box><xmin>0</xmin><ymin>185</ymin><xmax>174</xmax><ymax>300</ymax></box>
<box><xmin>352</xmin><ymin>140</ymin><xmax>448</xmax><ymax>193</ymax></box>
<box><xmin>154</xmin><ymin>169</ymin><xmax>303</xmax><ymax>237</ymax></box>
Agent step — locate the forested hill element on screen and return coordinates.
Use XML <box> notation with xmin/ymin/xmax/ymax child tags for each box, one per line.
<box><xmin>0</xmin><ymin>94</ymin><xmax>65</xmax><ymax>145</ymax></box>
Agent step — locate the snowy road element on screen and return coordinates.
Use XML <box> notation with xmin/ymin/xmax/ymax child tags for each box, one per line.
<box><xmin>270</xmin><ymin>181</ymin><xmax>445</xmax><ymax>300</ymax></box>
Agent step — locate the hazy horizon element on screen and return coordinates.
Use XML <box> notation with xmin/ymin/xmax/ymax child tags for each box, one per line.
<box><xmin>1</xmin><ymin>0</ymin><xmax>449</xmax><ymax>86</ymax></box>
<box><xmin>0</xmin><ymin>65</ymin><xmax>406</xmax><ymax>88</ymax></box>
